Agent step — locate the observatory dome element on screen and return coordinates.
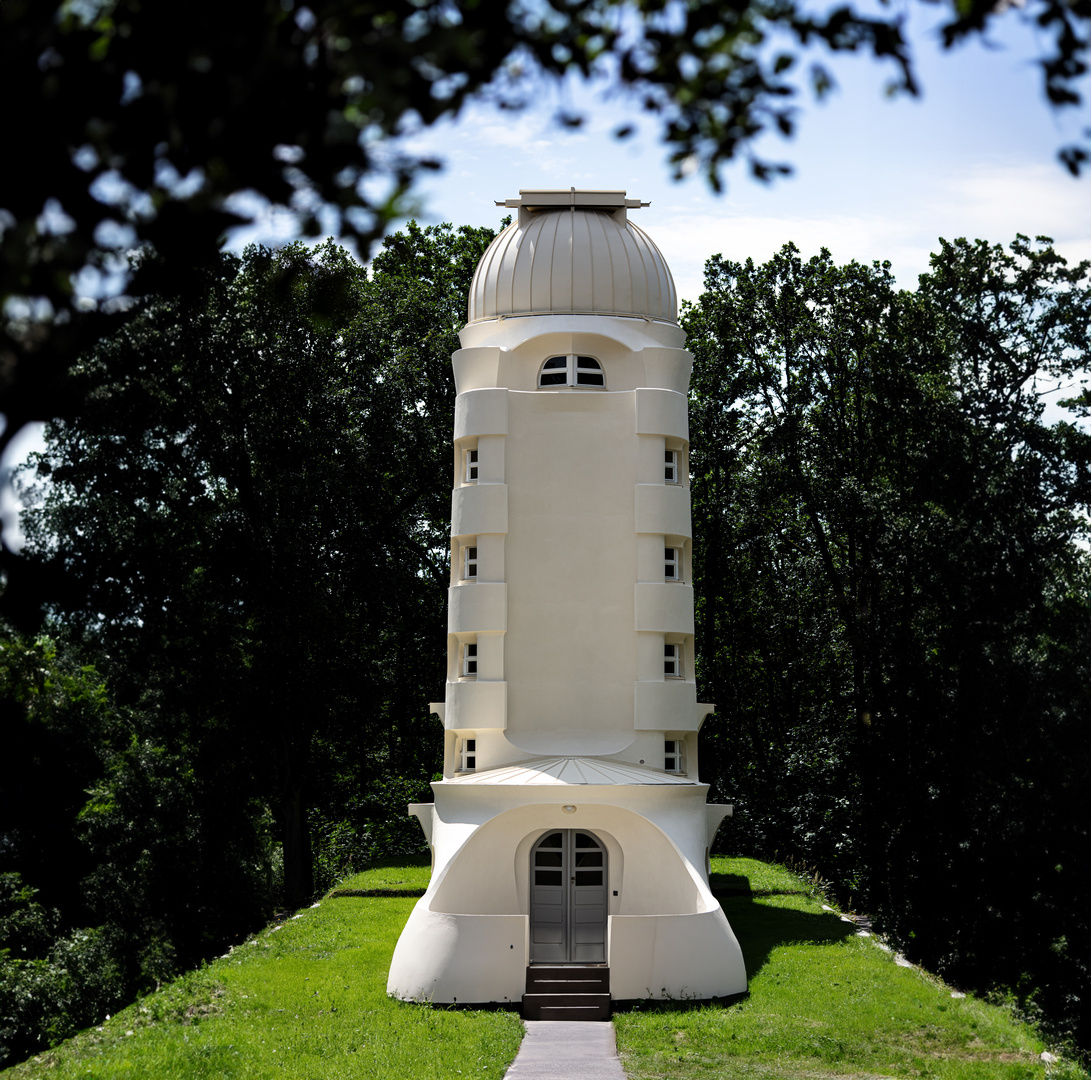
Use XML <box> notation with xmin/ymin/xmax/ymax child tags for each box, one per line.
<box><xmin>467</xmin><ymin>189</ymin><xmax>677</xmax><ymax>325</ymax></box>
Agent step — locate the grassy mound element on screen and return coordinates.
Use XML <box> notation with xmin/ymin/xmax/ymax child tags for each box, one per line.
<box><xmin>4</xmin><ymin>857</ymin><xmax>1083</xmax><ymax>1079</ymax></box>
<box><xmin>2</xmin><ymin>860</ymin><xmax>521</xmax><ymax>1079</ymax></box>
<box><xmin>615</xmin><ymin>858</ymin><xmax>1086</xmax><ymax>1079</ymax></box>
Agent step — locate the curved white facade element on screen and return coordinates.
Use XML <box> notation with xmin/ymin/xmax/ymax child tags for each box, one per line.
<box><xmin>388</xmin><ymin>190</ymin><xmax>746</xmax><ymax>1009</ymax></box>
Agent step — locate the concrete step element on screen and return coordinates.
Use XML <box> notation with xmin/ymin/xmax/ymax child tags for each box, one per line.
<box><xmin>526</xmin><ymin>965</ymin><xmax>610</xmax><ymax>995</ymax></box>
<box><xmin>522</xmin><ymin>992</ymin><xmax>612</xmax><ymax>1021</ymax></box>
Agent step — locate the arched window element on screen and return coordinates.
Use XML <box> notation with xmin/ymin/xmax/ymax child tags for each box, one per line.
<box><xmin>538</xmin><ymin>354</ymin><xmax>605</xmax><ymax>388</ymax></box>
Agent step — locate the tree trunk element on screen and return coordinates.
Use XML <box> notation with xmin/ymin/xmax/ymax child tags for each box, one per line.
<box><xmin>281</xmin><ymin>776</ymin><xmax>313</xmax><ymax>910</ymax></box>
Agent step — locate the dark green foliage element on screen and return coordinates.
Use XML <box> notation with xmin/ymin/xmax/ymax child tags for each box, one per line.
<box><xmin>686</xmin><ymin>236</ymin><xmax>1091</xmax><ymax>1057</ymax></box>
<box><xmin>0</xmin><ymin>920</ymin><xmax>124</xmax><ymax>1064</ymax></box>
<box><xmin>0</xmin><ymin>637</ymin><xmax>128</xmax><ymax>1063</ymax></box>
<box><xmin>4</xmin><ymin>223</ymin><xmax>493</xmax><ymax>1066</ymax></box>
<box><xmin>0</xmin><ymin>633</ymin><xmax>122</xmax><ymax>916</ymax></box>
<box><xmin>76</xmin><ymin>730</ymin><xmax>274</xmax><ymax>982</ymax></box>
<box><xmin>310</xmin><ymin>776</ymin><xmax>436</xmax><ymax>894</ymax></box>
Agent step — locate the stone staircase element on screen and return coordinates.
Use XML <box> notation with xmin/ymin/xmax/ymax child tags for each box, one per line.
<box><xmin>522</xmin><ymin>965</ymin><xmax>611</xmax><ymax>1020</ymax></box>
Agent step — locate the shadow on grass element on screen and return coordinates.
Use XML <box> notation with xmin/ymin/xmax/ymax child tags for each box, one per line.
<box><xmin>713</xmin><ymin>872</ymin><xmax>856</xmax><ymax>982</ymax></box>
<box><xmin>364</xmin><ymin>852</ymin><xmax>432</xmax><ymax>869</ymax></box>
<box><xmin>324</xmin><ymin>852</ymin><xmax>432</xmax><ymax>898</ymax></box>
<box><xmin>328</xmin><ymin>887</ymin><xmax>427</xmax><ymax>898</ymax></box>
<box><xmin>613</xmin><ymin>871</ymin><xmax>856</xmax><ymax>1016</ymax></box>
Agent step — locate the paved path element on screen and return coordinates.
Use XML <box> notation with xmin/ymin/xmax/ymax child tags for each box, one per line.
<box><xmin>503</xmin><ymin>1021</ymin><xmax>627</xmax><ymax>1080</ymax></box>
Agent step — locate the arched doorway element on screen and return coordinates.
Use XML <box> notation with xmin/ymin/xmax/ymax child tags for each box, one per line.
<box><xmin>529</xmin><ymin>830</ymin><xmax>607</xmax><ymax>964</ymax></box>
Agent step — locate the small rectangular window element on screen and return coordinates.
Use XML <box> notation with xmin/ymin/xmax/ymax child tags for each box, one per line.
<box><xmin>462</xmin><ymin>642</ymin><xmax>478</xmax><ymax>678</ymax></box>
<box><xmin>665</xmin><ymin>449</ymin><xmax>679</xmax><ymax>483</ymax></box>
<box><xmin>463</xmin><ymin>545</ymin><xmax>478</xmax><ymax>580</ymax></box>
<box><xmin>465</xmin><ymin>448</ymin><xmax>479</xmax><ymax>483</ymax></box>
<box><xmin>460</xmin><ymin>737</ymin><xmax>476</xmax><ymax>771</ymax></box>
<box><xmin>665</xmin><ymin>739</ymin><xmax>684</xmax><ymax>773</ymax></box>
<box><xmin>664</xmin><ymin>643</ymin><xmax>682</xmax><ymax>678</ymax></box>
<box><xmin>665</xmin><ymin>547</ymin><xmax>680</xmax><ymax>580</ymax></box>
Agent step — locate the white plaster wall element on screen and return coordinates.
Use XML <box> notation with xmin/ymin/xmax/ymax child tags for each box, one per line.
<box><xmin>448</xmin><ymin>582</ymin><xmax>506</xmax><ymax>634</ymax></box>
<box><xmin>634</xmin><ymin>582</ymin><xmax>696</xmax><ymax>635</ymax></box>
<box><xmin>455</xmin><ymin>316</ymin><xmax>688</xmax><ymax>395</ymax></box>
<box><xmin>634</xmin><ymin>680</ymin><xmax>701</xmax><ymax>730</ymax></box>
<box><xmin>610</xmin><ymin>909</ymin><xmax>746</xmax><ymax>999</ymax></box>
<box><xmin>503</xmin><ymin>389</ymin><xmax>637</xmax><ymax>754</ymax></box>
<box><xmin>425</xmin><ymin>785</ymin><xmax>717</xmax><ymax>905</ymax></box>
<box><xmin>635</xmin><ymin>483</ymin><xmax>692</xmax><ymax>537</ymax></box>
<box><xmin>387</xmin><ymin>906</ymin><xmax>527</xmax><ymax>1004</ymax></box>
<box><xmin>451</xmin><ymin>483</ymin><xmax>508</xmax><ymax>537</ymax></box>
<box><xmin>387</xmin><ymin>788</ymin><xmax>747</xmax><ymax>1003</ymax></box>
<box><xmin>454</xmin><ymin>387</ymin><xmax>509</xmax><ymax>440</ymax></box>
<box><xmin>444</xmin><ymin>680</ymin><xmax>506</xmax><ymax>730</ymax></box>
<box><xmin>641</xmin><ymin>349</ymin><xmax>694</xmax><ymax>396</ymax></box>
<box><xmin>439</xmin><ymin>313</ymin><xmax>712</xmax><ymax>782</ymax></box>
<box><xmin>634</xmin><ymin>386</ymin><xmax>689</xmax><ymax>439</ymax></box>
<box><xmin>474</xmin><ymin>435</ymin><xmax>506</xmax><ymax>484</ymax></box>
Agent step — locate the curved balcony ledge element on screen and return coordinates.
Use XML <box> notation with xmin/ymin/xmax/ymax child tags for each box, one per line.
<box><xmin>451</xmin><ymin>483</ymin><xmax>508</xmax><ymax>538</ymax></box>
<box><xmin>454</xmin><ymin>387</ymin><xmax>509</xmax><ymax>440</ymax></box>
<box><xmin>635</xmin><ymin>387</ymin><xmax>689</xmax><ymax>441</ymax></box>
<box><xmin>444</xmin><ymin>679</ymin><xmax>507</xmax><ymax>731</ymax></box>
<box><xmin>448</xmin><ymin>582</ymin><xmax>507</xmax><ymax>634</ymax></box>
<box><xmin>634</xmin><ymin>583</ymin><xmax>695</xmax><ymax>634</ymax></box>
<box><xmin>635</xmin><ymin>483</ymin><xmax>691</xmax><ymax>538</ymax></box>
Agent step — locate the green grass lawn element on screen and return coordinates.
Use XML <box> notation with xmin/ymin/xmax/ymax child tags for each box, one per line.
<box><xmin>614</xmin><ymin>857</ymin><xmax>1085</xmax><ymax>1080</ymax></box>
<box><xmin>4</xmin><ymin>856</ymin><xmax>1083</xmax><ymax>1079</ymax></box>
<box><xmin>3</xmin><ymin>859</ymin><xmax>523</xmax><ymax>1080</ymax></box>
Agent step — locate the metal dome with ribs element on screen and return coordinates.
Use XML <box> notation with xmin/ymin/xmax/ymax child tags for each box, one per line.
<box><xmin>467</xmin><ymin>189</ymin><xmax>678</xmax><ymax>325</ymax></box>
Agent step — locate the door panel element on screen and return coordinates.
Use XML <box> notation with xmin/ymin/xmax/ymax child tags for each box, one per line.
<box><xmin>529</xmin><ymin>830</ymin><xmax>607</xmax><ymax>963</ymax></box>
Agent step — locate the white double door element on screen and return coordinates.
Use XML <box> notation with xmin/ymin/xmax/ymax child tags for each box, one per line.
<box><xmin>529</xmin><ymin>830</ymin><xmax>608</xmax><ymax>964</ymax></box>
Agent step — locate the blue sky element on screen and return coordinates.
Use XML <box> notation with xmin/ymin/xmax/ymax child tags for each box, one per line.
<box><xmin>387</xmin><ymin>6</ymin><xmax>1091</xmax><ymax>302</ymax></box>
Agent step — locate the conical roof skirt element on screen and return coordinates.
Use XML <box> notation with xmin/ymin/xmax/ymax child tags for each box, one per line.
<box><xmin>468</xmin><ymin>191</ymin><xmax>678</xmax><ymax>324</ymax></box>
<box><xmin>441</xmin><ymin>756</ymin><xmax>699</xmax><ymax>786</ymax></box>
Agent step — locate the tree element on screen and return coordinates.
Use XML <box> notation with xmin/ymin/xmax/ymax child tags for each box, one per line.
<box><xmin>685</xmin><ymin>236</ymin><xmax>1091</xmax><ymax>1052</ymax></box>
<box><xmin>0</xmin><ymin>630</ymin><xmax>128</xmax><ymax>1065</ymax></box>
<box><xmin>0</xmin><ymin>630</ymin><xmax>123</xmax><ymax>920</ymax></box>
<box><xmin>3</xmin><ymin>0</ymin><xmax>1090</xmax><ymax>616</ymax></box>
<box><xmin>18</xmin><ymin>223</ymin><xmax>494</xmax><ymax>914</ymax></box>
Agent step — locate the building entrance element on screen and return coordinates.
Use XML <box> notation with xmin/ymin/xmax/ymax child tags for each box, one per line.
<box><xmin>529</xmin><ymin>830</ymin><xmax>608</xmax><ymax>963</ymax></box>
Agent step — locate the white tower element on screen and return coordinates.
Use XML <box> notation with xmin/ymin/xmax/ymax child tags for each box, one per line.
<box><xmin>388</xmin><ymin>189</ymin><xmax>747</xmax><ymax>1014</ymax></box>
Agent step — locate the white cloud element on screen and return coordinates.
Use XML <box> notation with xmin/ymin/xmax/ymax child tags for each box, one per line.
<box><xmin>649</xmin><ymin>160</ymin><xmax>1091</xmax><ymax>303</ymax></box>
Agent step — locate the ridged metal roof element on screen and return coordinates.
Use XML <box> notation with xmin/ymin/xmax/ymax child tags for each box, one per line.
<box><xmin>442</xmin><ymin>756</ymin><xmax>698</xmax><ymax>786</ymax></box>
<box><xmin>467</xmin><ymin>207</ymin><xmax>678</xmax><ymax>324</ymax></box>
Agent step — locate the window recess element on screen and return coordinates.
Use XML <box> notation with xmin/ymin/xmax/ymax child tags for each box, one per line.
<box><xmin>462</xmin><ymin>544</ymin><xmax>478</xmax><ymax>581</ymax></box>
<box><xmin>664</xmin><ymin>739</ymin><xmax>685</xmax><ymax>773</ymax></box>
<box><xmin>664</xmin><ymin>546</ymin><xmax>681</xmax><ymax>581</ymax></box>
<box><xmin>459</xmin><ymin>738</ymin><xmax>477</xmax><ymax>772</ymax></box>
<box><xmin>664</xmin><ymin>449</ymin><xmax>679</xmax><ymax>483</ymax></box>
<box><xmin>664</xmin><ymin>642</ymin><xmax>682</xmax><ymax>678</ymax></box>
<box><xmin>464</xmin><ymin>448</ymin><xmax>479</xmax><ymax>483</ymax></box>
<box><xmin>461</xmin><ymin>641</ymin><xmax>478</xmax><ymax>678</ymax></box>
<box><xmin>538</xmin><ymin>355</ymin><xmax>605</xmax><ymax>388</ymax></box>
